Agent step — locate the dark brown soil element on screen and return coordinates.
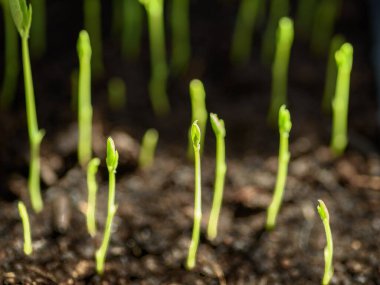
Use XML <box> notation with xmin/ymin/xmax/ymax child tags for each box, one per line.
<box><xmin>0</xmin><ymin>0</ymin><xmax>379</xmax><ymax>284</ymax></box>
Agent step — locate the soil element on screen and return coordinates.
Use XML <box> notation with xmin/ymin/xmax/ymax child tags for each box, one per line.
<box><xmin>0</xmin><ymin>0</ymin><xmax>379</xmax><ymax>284</ymax></box>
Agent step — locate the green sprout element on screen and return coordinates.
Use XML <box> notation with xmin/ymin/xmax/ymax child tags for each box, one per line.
<box><xmin>295</xmin><ymin>0</ymin><xmax>317</xmax><ymax>40</ymax></box>
<box><xmin>30</xmin><ymin>0</ymin><xmax>45</xmax><ymax>58</ymax></box>
<box><xmin>230</xmin><ymin>0</ymin><xmax>262</xmax><ymax>65</ymax></box>
<box><xmin>266</xmin><ymin>105</ymin><xmax>292</xmax><ymax>230</ymax></box>
<box><xmin>83</xmin><ymin>0</ymin><xmax>103</xmax><ymax>76</ymax></box>
<box><xmin>108</xmin><ymin>77</ymin><xmax>126</xmax><ymax>111</ymax></box>
<box><xmin>322</xmin><ymin>35</ymin><xmax>345</xmax><ymax>113</ymax></box>
<box><xmin>186</xmin><ymin>121</ymin><xmax>202</xmax><ymax>270</ymax></box>
<box><xmin>330</xmin><ymin>43</ymin><xmax>353</xmax><ymax>156</ymax></box>
<box><xmin>10</xmin><ymin>0</ymin><xmax>45</xmax><ymax>213</ymax></box>
<box><xmin>138</xmin><ymin>128</ymin><xmax>159</xmax><ymax>169</ymax></box>
<box><xmin>122</xmin><ymin>0</ymin><xmax>143</xmax><ymax>59</ymax></box>
<box><xmin>0</xmin><ymin>0</ymin><xmax>19</xmax><ymax>109</ymax></box>
<box><xmin>87</xmin><ymin>157</ymin><xmax>100</xmax><ymax>237</ymax></box>
<box><xmin>170</xmin><ymin>0</ymin><xmax>190</xmax><ymax>74</ymax></box>
<box><xmin>96</xmin><ymin>137</ymin><xmax>119</xmax><ymax>275</ymax></box>
<box><xmin>207</xmin><ymin>114</ymin><xmax>227</xmax><ymax>241</ymax></box>
<box><xmin>188</xmin><ymin>79</ymin><xmax>207</xmax><ymax>158</ymax></box>
<box><xmin>140</xmin><ymin>0</ymin><xmax>170</xmax><ymax>116</ymax></box>
<box><xmin>317</xmin><ymin>200</ymin><xmax>334</xmax><ymax>285</ymax></box>
<box><xmin>77</xmin><ymin>30</ymin><xmax>93</xmax><ymax>168</ymax></box>
<box><xmin>267</xmin><ymin>17</ymin><xmax>294</xmax><ymax>125</ymax></box>
<box><xmin>310</xmin><ymin>0</ymin><xmax>342</xmax><ymax>55</ymax></box>
<box><xmin>261</xmin><ymin>0</ymin><xmax>289</xmax><ymax>65</ymax></box>
<box><xmin>18</xmin><ymin>201</ymin><xmax>32</xmax><ymax>255</ymax></box>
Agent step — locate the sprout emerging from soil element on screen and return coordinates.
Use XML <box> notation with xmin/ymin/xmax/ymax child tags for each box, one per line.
<box><xmin>18</xmin><ymin>201</ymin><xmax>32</xmax><ymax>255</ymax></box>
<box><xmin>140</xmin><ymin>0</ymin><xmax>170</xmax><ymax>116</ymax></box>
<box><xmin>87</xmin><ymin>157</ymin><xmax>100</xmax><ymax>237</ymax></box>
<box><xmin>230</xmin><ymin>0</ymin><xmax>262</xmax><ymax>65</ymax></box>
<box><xmin>122</xmin><ymin>0</ymin><xmax>143</xmax><ymax>59</ymax></box>
<box><xmin>138</xmin><ymin>128</ymin><xmax>159</xmax><ymax>169</ymax></box>
<box><xmin>266</xmin><ymin>105</ymin><xmax>292</xmax><ymax>230</ymax></box>
<box><xmin>96</xmin><ymin>137</ymin><xmax>119</xmax><ymax>275</ymax></box>
<box><xmin>295</xmin><ymin>0</ymin><xmax>317</xmax><ymax>39</ymax></box>
<box><xmin>322</xmin><ymin>35</ymin><xmax>345</xmax><ymax>113</ymax></box>
<box><xmin>261</xmin><ymin>0</ymin><xmax>289</xmax><ymax>65</ymax></box>
<box><xmin>207</xmin><ymin>113</ymin><xmax>227</xmax><ymax>240</ymax></box>
<box><xmin>310</xmin><ymin>0</ymin><xmax>342</xmax><ymax>55</ymax></box>
<box><xmin>83</xmin><ymin>0</ymin><xmax>103</xmax><ymax>76</ymax></box>
<box><xmin>108</xmin><ymin>77</ymin><xmax>126</xmax><ymax>111</ymax></box>
<box><xmin>30</xmin><ymin>0</ymin><xmax>45</xmax><ymax>58</ymax></box>
<box><xmin>0</xmin><ymin>0</ymin><xmax>19</xmax><ymax>109</ymax></box>
<box><xmin>317</xmin><ymin>200</ymin><xmax>334</xmax><ymax>285</ymax></box>
<box><xmin>77</xmin><ymin>30</ymin><xmax>93</xmax><ymax>168</ymax></box>
<box><xmin>10</xmin><ymin>0</ymin><xmax>45</xmax><ymax>213</ymax></box>
<box><xmin>188</xmin><ymin>79</ymin><xmax>207</xmax><ymax>158</ymax></box>
<box><xmin>170</xmin><ymin>0</ymin><xmax>190</xmax><ymax>74</ymax></box>
<box><xmin>186</xmin><ymin>121</ymin><xmax>202</xmax><ymax>270</ymax></box>
<box><xmin>330</xmin><ymin>43</ymin><xmax>353</xmax><ymax>156</ymax></box>
<box><xmin>268</xmin><ymin>17</ymin><xmax>294</xmax><ymax>125</ymax></box>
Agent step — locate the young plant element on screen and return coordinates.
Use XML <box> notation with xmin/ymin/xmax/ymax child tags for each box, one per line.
<box><xmin>83</xmin><ymin>0</ymin><xmax>103</xmax><ymax>76</ymax></box>
<box><xmin>267</xmin><ymin>17</ymin><xmax>294</xmax><ymax>125</ymax></box>
<box><xmin>0</xmin><ymin>0</ymin><xmax>19</xmax><ymax>109</ymax></box>
<box><xmin>96</xmin><ymin>137</ymin><xmax>119</xmax><ymax>275</ymax></box>
<box><xmin>188</xmin><ymin>79</ymin><xmax>207</xmax><ymax>158</ymax></box>
<box><xmin>10</xmin><ymin>0</ymin><xmax>45</xmax><ymax>213</ymax></box>
<box><xmin>87</xmin><ymin>157</ymin><xmax>100</xmax><ymax>237</ymax></box>
<box><xmin>140</xmin><ymin>0</ymin><xmax>170</xmax><ymax>116</ymax></box>
<box><xmin>310</xmin><ymin>0</ymin><xmax>342</xmax><ymax>55</ymax></box>
<box><xmin>317</xmin><ymin>200</ymin><xmax>334</xmax><ymax>285</ymax></box>
<box><xmin>266</xmin><ymin>105</ymin><xmax>292</xmax><ymax>230</ymax></box>
<box><xmin>170</xmin><ymin>0</ymin><xmax>190</xmax><ymax>74</ymax></box>
<box><xmin>230</xmin><ymin>0</ymin><xmax>262</xmax><ymax>65</ymax></box>
<box><xmin>186</xmin><ymin>121</ymin><xmax>202</xmax><ymax>270</ymax></box>
<box><xmin>122</xmin><ymin>0</ymin><xmax>143</xmax><ymax>59</ymax></box>
<box><xmin>322</xmin><ymin>35</ymin><xmax>345</xmax><ymax>113</ymax></box>
<box><xmin>295</xmin><ymin>0</ymin><xmax>317</xmax><ymax>40</ymax></box>
<box><xmin>30</xmin><ymin>0</ymin><xmax>46</xmax><ymax>58</ymax></box>
<box><xmin>330</xmin><ymin>43</ymin><xmax>353</xmax><ymax>156</ymax></box>
<box><xmin>261</xmin><ymin>0</ymin><xmax>289</xmax><ymax>65</ymax></box>
<box><xmin>138</xmin><ymin>128</ymin><xmax>159</xmax><ymax>169</ymax></box>
<box><xmin>18</xmin><ymin>201</ymin><xmax>32</xmax><ymax>255</ymax></box>
<box><xmin>207</xmin><ymin>114</ymin><xmax>227</xmax><ymax>240</ymax></box>
<box><xmin>108</xmin><ymin>77</ymin><xmax>126</xmax><ymax>111</ymax></box>
<box><xmin>77</xmin><ymin>30</ymin><xmax>93</xmax><ymax>168</ymax></box>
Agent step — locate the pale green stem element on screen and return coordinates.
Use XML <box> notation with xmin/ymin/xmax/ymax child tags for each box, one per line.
<box><xmin>322</xmin><ymin>218</ymin><xmax>334</xmax><ymax>285</ymax></box>
<box><xmin>18</xmin><ymin>201</ymin><xmax>33</xmax><ymax>255</ymax></box>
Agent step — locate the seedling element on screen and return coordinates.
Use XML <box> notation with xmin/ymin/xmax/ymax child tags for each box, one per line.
<box><xmin>295</xmin><ymin>0</ymin><xmax>317</xmax><ymax>39</ymax></box>
<box><xmin>170</xmin><ymin>0</ymin><xmax>190</xmax><ymax>73</ymax></box>
<box><xmin>77</xmin><ymin>30</ymin><xmax>93</xmax><ymax>168</ymax></box>
<box><xmin>268</xmin><ymin>17</ymin><xmax>294</xmax><ymax>125</ymax></box>
<box><xmin>138</xmin><ymin>128</ymin><xmax>159</xmax><ymax>169</ymax></box>
<box><xmin>18</xmin><ymin>201</ymin><xmax>32</xmax><ymax>255</ymax></box>
<box><xmin>30</xmin><ymin>0</ymin><xmax>45</xmax><ymax>58</ymax></box>
<box><xmin>186</xmin><ymin>121</ymin><xmax>202</xmax><ymax>270</ymax></box>
<box><xmin>108</xmin><ymin>77</ymin><xmax>126</xmax><ymax>111</ymax></box>
<box><xmin>317</xmin><ymin>200</ymin><xmax>334</xmax><ymax>285</ymax></box>
<box><xmin>310</xmin><ymin>0</ymin><xmax>342</xmax><ymax>55</ymax></box>
<box><xmin>87</xmin><ymin>157</ymin><xmax>100</xmax><ymax>237</ymax></box>
<box><xmin>188</xmin><ymin>79</ymin><xmax>207</xmax><ymax>158</ymax></box>
<box><xmin>330</xmin><ymin>43</ymin><xmax>353</xmax><ymax>156</ymax></box>
<box><xmin>140</xmin><ymin>0</ymin><xmax>170</xmax><ymax>116</ymax></box>
<box><xmin>83</xmin><ymin>0</ymin><xmax>103</xmax><ymax>76</ymax></box>
<box><xmin>322</xmin><ymin>35</ymin><xmax>345</xmax><ymax>113</ymax></box>
<box><xmin>10</xmin><ymin>0</ymin><xmax>45</xmax><ymax>213</ymax></box>
<box><xmin>261</xmin><ymin>0</ymin><xmax>289</xmax><ymax>65</ymax></box>
<box><xmin>0</xmin><ymin>0</ymin><xmax>19</xmax><ymax>109</ymax></box>
<box><xmin>266</xmin><ymin>105</ymin><xmax>292</xmax><ymax>230</ymax></box>
<box><xmin>122</xmin><ymin>0</ymin><xmax>143</xmax><ymax>59</ymax></box>
<box><xmin>207</xmin><ymin>114</ymin><xmax>227</xmax><ymax>240</ymax></box>
<box><xmin>230</xmin><ymin>0</ymin><xmax>261</xmax><ymax>65</ymax></box>
<box><xmin>96</xmin><ymin>137</ymin><xmax>119</xmax><ymax>275</ymax></box>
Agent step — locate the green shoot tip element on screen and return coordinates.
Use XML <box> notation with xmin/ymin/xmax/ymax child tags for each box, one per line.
<box><xmin>335</xmin><ymin>43</ymin><xmax>353</xmax><ymax>71</ymax></box>
<box><xmin>9</xmin><ymin>0</ymin><xmax>32</xmax><ymax>37</ymax></box>
<box><xmin>278</xmin><ymin>105</ymin><xmax>292</xmax><ymax>133</ymax></box>
<box><xmin>106</xmin><ymin>137</ymin><xmax>119</xmax><ymax>172</ymax></box>
<box><xmin>210</xmin><ymin>113</ymin><xmax>225</xmax><ymax>137</ymax></box>
<box><xmin>317</xmin><ymin>199</ymin><xmax>329</xmax><ymax>221</ymax></box>
<box><xmin>77</xmin><ymin>30</ymin><xmax>92</xmax><ymax>58</ymax></box>
<box><xmin>191</xmin><ymin>121</ymin><xmax>201</xmax><ymax>150</ymax></box>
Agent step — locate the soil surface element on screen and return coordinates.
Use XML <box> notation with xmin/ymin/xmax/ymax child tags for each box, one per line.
<box><xmin>0</xmin><ymin>0</ymin><xmax>379</xmax><ymax>284</ymax></box>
